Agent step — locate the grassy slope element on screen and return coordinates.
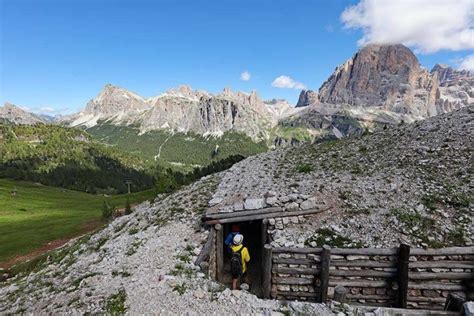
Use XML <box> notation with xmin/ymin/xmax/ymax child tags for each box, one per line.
<box><xmin>0</xmin><ymin>179</ymin><xmax>155</xmax><ymax>263</ymax></box>
<box><xmin>87</xmin><ymin>124</ymin><xmax>267</xmax><ymax>171</ymax></box>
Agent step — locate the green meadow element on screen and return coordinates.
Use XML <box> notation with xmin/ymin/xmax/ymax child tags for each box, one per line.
<box><xmin>0</xmin><ymin>179</ymin><xmax>155</xmax><ymax>264</ymax></box>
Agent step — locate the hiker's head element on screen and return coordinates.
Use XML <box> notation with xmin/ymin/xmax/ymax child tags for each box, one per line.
<box><xmin>233</xmin><ymin>233</ymin><xmax>243</xmax><ymax>245</ymax></box>
<box><xmin>231</xmin><ymin>224</ymin><xmax>240</xmax><ymax>233</ymax></box>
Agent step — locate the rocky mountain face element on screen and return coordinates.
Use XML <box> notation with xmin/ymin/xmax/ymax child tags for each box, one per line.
<box><xmin>432</xmin><ymin>64</ymin><xmax>473</xmax><ymax>112</ymax></box>
<box><xmin>64</xmin><ymin>85</ymin><xmax>293</xmax><ymax>140</ymax></box>
<box><xmin>282</xmin><ymin>44</ymin><xmax>473</xmax><ymax>142</ymax></box>
<box><xmin>296</xmin><ymin>90</ymin><xmax>319</xmax><ymax>107</ymax></box>
<box><xmin>0</xmin><ymin>103</ymin><xmax>48</xmax><ymax>125</ymax></box>
<box><xmin>318</xmin><ymin>44</ymin><xmax>439</xmax><ymax>117</ymax></box>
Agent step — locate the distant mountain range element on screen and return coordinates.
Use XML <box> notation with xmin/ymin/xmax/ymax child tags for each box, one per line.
<box><xmin>1</xmin><ymin>44</ymin><xmax>472</xmax><ymax>145</ymax></box>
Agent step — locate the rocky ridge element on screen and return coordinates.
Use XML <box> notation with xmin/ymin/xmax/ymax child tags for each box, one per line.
<box><xmin>62</xmin><ymin>85</ymin><xmax>296</xmax><ymax>141</ymax></box>
<box><xmin>432</xmin><ymin>64</ymin><xmax>474</xmax><ymax>113</ymax></box>
<box><xmin>0</xmin><ymin>103</ymin><xmax>48</xmax><ymax>125</ymax></box>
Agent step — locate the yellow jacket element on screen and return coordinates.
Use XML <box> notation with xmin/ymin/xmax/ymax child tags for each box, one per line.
<box><xmin>231</xmin><ymin>244</ymin><xmax>250</xmax><ymax>273</ymax></box>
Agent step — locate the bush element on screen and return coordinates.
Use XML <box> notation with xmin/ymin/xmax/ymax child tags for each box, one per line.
<box><xmin>296</xmin><ymin>164</ymin><xmax>313</xmax><ymax>173</ymax></box>
<box><xmin>102</xmin><ymin>201</ymin><xmax>114</xmax><ymax>221</ymax></box>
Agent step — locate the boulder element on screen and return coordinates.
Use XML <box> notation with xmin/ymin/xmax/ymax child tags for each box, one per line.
<box><xmin>285</xmin><ymin>202</ymin><xmax>299</xmax><ymax>212</ymax></box>
<box><xmin>244</xmin><ymin>198</ymin><xmax>266</xmax><ymax>210</ymax></box>
<box><xmin>300</xmin><ymin>197</ymin><xmax>318</xmax><ymax>210</ymax></box>
<box><xmin>209</xmin><ymin>197</ymin><xmax>223</xmax><ymax>206</ymax></box>
<box><xmin>266</xmin><ymin>196</ymin><xmax>278</xmax><ymax>206</ymax></box>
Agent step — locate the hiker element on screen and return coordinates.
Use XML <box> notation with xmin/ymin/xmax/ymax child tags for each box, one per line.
<box><xmin>224</xmin><ymin>224</ymin><xmax>240</xmax><ymax>252</ymax></box>
<box><xmin>230</xmin><ymin>233</ymin><xmax>250</xmax><ymax>290</ymax></box>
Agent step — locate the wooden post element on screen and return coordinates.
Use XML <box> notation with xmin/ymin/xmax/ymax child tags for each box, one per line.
<box><xmin>194</xmin><ymin>226</ymin><xmax>215</xmax><ymax>267</ymax></box>
<box><xmin>262</xmin><ymin>244</ymin><xmax>272</xmax><ymax>299</ymax></box>
<box><xmin>319</xmin><ymin>245</ymin><xmax>331</xmax><ymax>303</ymax></box>
<box><xmin>444</xmin><ymin>292</ymin><xmax>466</xmax><ymax>311</ymax></box>
<box><xmin>215</xmin><ymin>224</ymin><xmax>223</xmax><ymax>282</ymax></box>
<box><xmin>261</xmin><ymin>219</ymin><xmax>268</xmax><ymax>249</ymax></box>
<box><xmin>333</xmin><ymin>285</ymin><xmax>348</xmax><ymax>303</ymax></box>
<box><xmin>396</xmin><ymin>243</ymin><xmax>410</xmax><ymax>308</ymax></box>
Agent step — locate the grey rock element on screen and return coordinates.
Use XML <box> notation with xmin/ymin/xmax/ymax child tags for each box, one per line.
<box><xmin>244</xmin><ymin>198</ymin><xmax>266</xmax><ymax>210</ymax></box>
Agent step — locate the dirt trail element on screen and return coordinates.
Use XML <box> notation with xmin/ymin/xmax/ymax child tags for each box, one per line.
<box><xmin>0</xmin><ymin>220</ymin><xmax>102</xmax><ymax>270</ymax></box>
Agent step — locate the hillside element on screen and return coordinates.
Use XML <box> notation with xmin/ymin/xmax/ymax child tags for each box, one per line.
<box><xmin>0</xmin><ymin>106</ymin><xmax>471</xmax><ymax>314</ymax></box>
<box><xmin>0</xmin><ymin>124</ymin><xmax>154</xmax><ymax>194</ymax></box>
<box><xmin>213</xmin><ymin>106</ymin><xmax>473</xmax><ymax>248</ymax></box>
<box><xmin>87</xmin><ymin>124</ymin><xmax>267</xmax><ymax>170</ymax></box>
<box><xmin>0</xmin><ymin>179</ymin><xmax>155</xmax><ymax>265</ymax></box>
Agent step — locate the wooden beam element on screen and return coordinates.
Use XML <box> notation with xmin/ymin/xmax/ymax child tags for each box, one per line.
<box><xmin>332</xmin><ymin>260</ymin><xmax>396</xmax><ymax>268</ymax></box>
<box><xmin>396</xmin><ymin>244</ymin><xmax>410</xmax><ymax>308</ymax></box>
<box><xmin>272</xmin><ymin>247</ymin><xmax>322</xmax><ymax>254</ymax></box>
<box><xmin>273</xmin><ymin>257</ymin><xmax>317</xmax><ymax>265</ymax></box>
<box><xmin>272</xmin><ymin>266</ymin><xmax>319</xmax><ymax>275</ymax></box>
<box><xmin>329</xmin><ymin>270</ymin><xmax>395</xmax><ymax>278</ymax></box>
<box><xmin>204</xmin><ymin>208</ymin><xmax>326</xmax><ymax>225</ymax></box>
<box><xmin>203</xmin><ymin>207</ymin><xmax>283</xmax><ymax>220</ymax></box>
<box><xmin>346</xmin><ymin>294</ymin><xmax>393</xmax><ymax>301</ymax></box>
<box><xmin>409</xmin><ymin>272</ymin><xmax>473</xmax><ymax>280</ymax></box>
<box><xmin>262</xmin><ymin>244</ymin><xmax>272</xmax><ymax>299</ymax></box>
<box><xmin>318</xmin><ymin>245</ymin><xmax>331</xmax><ymax>303</ymax></box>
<box><xmin>329</xmin><ymin>280</ymin><xmax>390</xmax><ymax>288</ymax></box>
<box><xmin>409</xmin><ymin>260</ymin><xmax>474</xmax><ymax>269</ymax></box>
<box><xmin>194</xmin><ymin>226</ymin><xmax>215</xmax><ymax>267</ymax></box>
<box><xmin>410</xmin><ymin>247</ymin><xmax>474</xmax><ymax>256</ymax></box>
<box><xmin>273</xmin><ymin>276</ymin><xmax>314</xmax><ymax>285</ymax></box>
<box><xmin>215</xmin><ymin>224</ymin><xmax>224</xmax><ymax>283</ymax></box>
<box><xmin>408</xmin><ymin>282</ymin><xmax>466</xmax><ymax>291</ymax></box>
<box><xmin>276</xmin><ymin>291</ymin><xmax>319</xmax><ymax>298</ymax></box>
<box><xmin>332</xmin><ymin>248</ymin><xmax>398</xmax><ymax>256</ymax></box>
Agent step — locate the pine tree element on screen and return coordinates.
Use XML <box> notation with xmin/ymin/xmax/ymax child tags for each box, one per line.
<box><xmin>102</xmin><ymin>201</ymin><xmax>113</xmax><ymax>221</ymax></box>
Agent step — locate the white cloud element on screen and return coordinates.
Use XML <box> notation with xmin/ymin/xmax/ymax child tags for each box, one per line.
<box><xmin>459</xmin><ymin>55</ymin><xmax>474</xmax><ymax>72</ymax></box>
<box><xmin>240</xmin><ymin>71</ymin><xmax>251</xmax><ymax>81</ymax></box>
<box><xmin>341</xmin><ymin>0</ymin><xmax>474</xmax><ymax>53</ymax></box>
<box><xmin>39</xmin><ymin>106</ymin><xmax>55</xmax><ymax>113</ymax></box>
<box><xmin>271</xmin><ymin>75</ymin><xmax>306</xmax><ymax>89</ymax></box>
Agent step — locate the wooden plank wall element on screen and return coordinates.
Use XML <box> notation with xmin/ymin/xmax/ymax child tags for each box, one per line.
<box><xmin>269</xmin><ymin>245</ymin><xmax>473</xmax><ymax>309</ymax></box>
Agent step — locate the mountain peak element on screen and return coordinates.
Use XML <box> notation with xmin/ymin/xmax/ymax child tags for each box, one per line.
<box><xmin>0</xmin><ymin>102</ymin><xmax>46</xmax><ymax>125</ymax></box>
<box><xmin>296</xmin><ymin>90</ymin><xmax>319</xmax><ymax>107</ymax></box>
<box><xmin>318</xmin><ymin>43</ymin><xmax>437</xmax><ymax>116</ymax></box>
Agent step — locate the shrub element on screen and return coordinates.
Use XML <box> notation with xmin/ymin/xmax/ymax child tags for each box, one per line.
<box><xmin>102</xmin><ymin>201</ymin><xmax>114</xmax><ymax>221</ymax></box>
<box><xmin>105</xmin><ymin>289</ymin><xmax>127</xmax><ymax>314</ymax></box>
<box><xmin>296</xmin><ymin>164</ymin><xmax>313</xmax><ymax>173</ymax></box>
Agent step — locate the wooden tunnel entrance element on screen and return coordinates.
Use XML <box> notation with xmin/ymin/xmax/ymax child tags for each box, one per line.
<box><xmin>218</xmin><ymin>220</ymin><xmax>266</xmax><ymax>296</ymax></box>
<box><xmin>202</xmin><ymin>206</ymin><xmax>323</xmax><ymax>298</ymax></box>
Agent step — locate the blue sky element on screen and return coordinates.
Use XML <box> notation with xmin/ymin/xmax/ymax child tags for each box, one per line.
<box><xmin>1</xmin><ymin>0</ymin><xmax>473</xmax><ymax>114</ymax></box>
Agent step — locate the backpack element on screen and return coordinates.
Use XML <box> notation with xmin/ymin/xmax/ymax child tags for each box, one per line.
<box><xmin>230</xmin><ymin>247</ymin><xmax>243</xmax><ymax>276</ymax></box>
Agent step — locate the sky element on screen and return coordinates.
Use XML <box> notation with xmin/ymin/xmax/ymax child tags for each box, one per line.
<box><xmin>1</xmin><ymin>0</ymin><xmax>473</xmax><ymax>115</ymax></box>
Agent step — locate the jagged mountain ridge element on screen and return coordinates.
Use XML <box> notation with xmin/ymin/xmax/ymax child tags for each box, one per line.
<box><xmin>0</xmin><ymin>103</ymin><xmax>49</xmax><ymax>125</ymax></box>
<box><xmin>2</xmin><ymin>44</ymin><xmax>472</xmax><ymax>144</ymax></box>
<box><xmin>62</xmin><ymin>85</ymin><xmax>299</xmax><ymax>141</ymax></box>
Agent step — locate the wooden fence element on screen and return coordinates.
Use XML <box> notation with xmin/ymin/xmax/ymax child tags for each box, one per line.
<box><xmin>263</xmin><ymin>245</ymin><xmax>473</xmax><ymax>310</ymax></box>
